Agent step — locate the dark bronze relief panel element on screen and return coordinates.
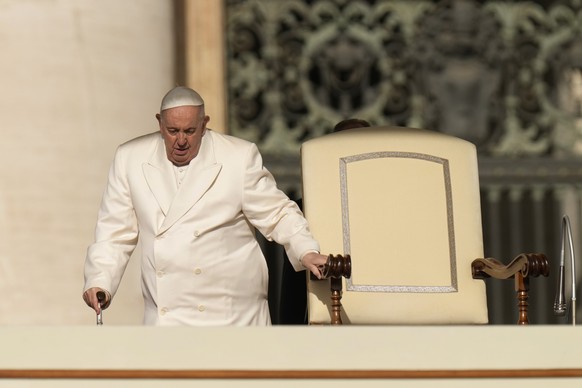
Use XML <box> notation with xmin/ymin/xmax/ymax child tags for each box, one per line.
<box><xmin>225</xmin><ymin>1</ymin><xmax>582</xmax><ymax>325</ymax></box>
<box><xmin>225</xmin><ymin>0</ymin><xmax>582</xmax><ymax>159</ymax></box>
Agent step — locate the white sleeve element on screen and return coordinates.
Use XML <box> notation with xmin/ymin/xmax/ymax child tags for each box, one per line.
<box><xmin>83</xmin><ymin>147</ymin><xmax>138</xmax><ymax>296</ymax></box>
<box><xmin>241</xmin><ymin>144</ymin><xmax>319</xmax><ymax>271</ymax></box>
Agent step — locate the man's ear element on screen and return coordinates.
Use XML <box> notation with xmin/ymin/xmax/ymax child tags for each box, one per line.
<box><xmin>201</xmin><ymin>115</ymin><xmax>210</xmax><ymax>135</ymax></box>
<box><xmin>156</xmin><ymin>113</ymin><xmax>163</xmax><ymax>130</ymax></box>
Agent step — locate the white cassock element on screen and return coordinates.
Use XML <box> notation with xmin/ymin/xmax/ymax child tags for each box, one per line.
<box><xmin>84</xmin><ymin>129</ymin><xmax>319</xmax><ymax>326</ymax></box>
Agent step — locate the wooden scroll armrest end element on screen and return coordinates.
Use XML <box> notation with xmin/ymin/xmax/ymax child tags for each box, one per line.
<box><xmin>471</xmin><ymin>253</ymin><xmax>549</xmax><ymax>280</ymax></box>
<box><xmin>472</xmin><ymin>253</ymin><xmax>550</xmax><ymax>325</ymax></box>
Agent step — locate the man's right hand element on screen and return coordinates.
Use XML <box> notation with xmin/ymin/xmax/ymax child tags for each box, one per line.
<box><xmin>82</xmin><ymin>287</ymin><xmax>111</xmax><ymax>314</ymax></box>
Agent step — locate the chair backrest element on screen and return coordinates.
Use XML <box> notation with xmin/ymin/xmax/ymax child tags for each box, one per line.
<box><xmin>301</xmin><ymin>126</ymin><xmax>488</xmax><ymax>324</ymax></box>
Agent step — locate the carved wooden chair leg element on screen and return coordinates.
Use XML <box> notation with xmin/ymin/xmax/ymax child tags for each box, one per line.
<box><xmin>330</xmin><ymin>277</ymin><xmax>343</xmax><ymax>325</ymax></box>
<box><xmin>515</xmin><ymin>272</ymin><xmax>530</xmax><ymax>325</ymax></box>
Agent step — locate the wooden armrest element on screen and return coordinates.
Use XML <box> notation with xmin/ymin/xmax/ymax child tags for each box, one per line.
<box><xmin>471</xmin><ymin>253</ymin><xmax>549</xmax><ymax>280</ymax></box>
<box><xmin>471</xmin><ymin>253</ymin><xmax>550</xmax><ymax>325</ymax></box>
<box><xmin>311</xmin><ymin>254</ymin><xmax>351</xmax><ymax>325</ymax></box>
<box><xmin>321</xmin><ymin>254</ymin><xmax>352</xmax><ymax>279</ymax></box>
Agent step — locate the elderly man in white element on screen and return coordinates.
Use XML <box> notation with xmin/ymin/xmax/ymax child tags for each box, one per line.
<box><xmin>83</xmin><ymin>86</ymin><xmax>327</xmax><ymax>325</ymax></box>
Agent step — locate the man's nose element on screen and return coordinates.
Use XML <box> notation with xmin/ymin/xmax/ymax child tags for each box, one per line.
<box><xmin>176</xmin><ymin>132</ymin><xmax>187</xmax><ymax>144</ymax></box>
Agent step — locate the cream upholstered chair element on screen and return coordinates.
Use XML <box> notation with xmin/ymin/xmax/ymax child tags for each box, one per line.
<box><xmin>301</xmin><ymin>126</ymin><xmax>548</xmax><ymax>325</ymax></box>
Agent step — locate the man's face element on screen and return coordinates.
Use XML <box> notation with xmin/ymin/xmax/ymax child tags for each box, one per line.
<box><xmin>157</xmin><ymin>106</ymin><xmax>209</xmax><ymax>166</ymax></box>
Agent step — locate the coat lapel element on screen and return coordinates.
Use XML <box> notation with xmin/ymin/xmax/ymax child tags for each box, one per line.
<box><xmin>142</xmin><ymin>134</ymin><xmax>175</xmax><ymax>217</ymax></box>
<box><xmin>159</xmin><ymin>131</ymin><xmax>222</xmax><ymax>234</ymax></box>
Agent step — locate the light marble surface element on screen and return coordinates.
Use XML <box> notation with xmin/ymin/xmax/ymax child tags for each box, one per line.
<box><xmin>0</xmin><ymin>325</ymin><xmax>580</xmax><ymax>387</ymax></box>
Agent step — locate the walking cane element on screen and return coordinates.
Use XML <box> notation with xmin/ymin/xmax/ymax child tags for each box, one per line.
<box><xmin>96</xmin><ymin>291</ymin><xmax>106</xmax><ymax>326</ymax></box>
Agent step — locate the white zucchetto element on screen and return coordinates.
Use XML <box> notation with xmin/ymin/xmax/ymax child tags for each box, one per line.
<box><xmin>160</xmin><ymin>86</ymin><xmax>204</xmax><ymax>112</ymax></box>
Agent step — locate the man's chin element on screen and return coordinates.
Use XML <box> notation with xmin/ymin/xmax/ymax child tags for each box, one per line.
<box><xmin>170</xmin><ymin>156</ymin><xmax>191</xmax><ymax>166</ymax></box>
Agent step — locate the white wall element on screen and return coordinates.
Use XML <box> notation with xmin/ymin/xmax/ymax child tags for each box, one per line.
<box><xmin>0</xmin><ymin>0</ymin><xmax>175</xmax><ymax>324</ymax></box>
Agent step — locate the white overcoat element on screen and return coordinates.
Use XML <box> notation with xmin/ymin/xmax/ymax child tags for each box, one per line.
<box><xmin>84</xmin><ymin>130</ymin><xmax>319</xmax><ymax>325</ymax></box>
